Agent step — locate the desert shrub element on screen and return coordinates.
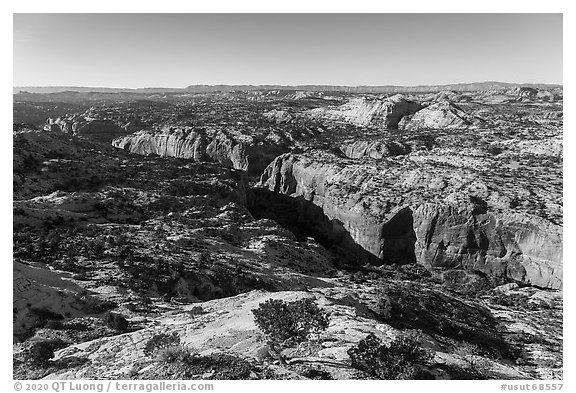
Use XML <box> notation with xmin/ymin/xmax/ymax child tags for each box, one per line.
<box><xmin>154</xmin><ymin>347</ymin><xmax>254</xmax><ymax>379</ymax></box>
<box><xmin>157</xmin><ymin>345</ymin><xmax>193</xmax><ymax>363</ymax></box>
<box><xmin>453</xmin><ymin>342</ymin><xmax>492</xmax><ymax>376</ymax></box>
<box><xmin>190</xmin><ymin>353</ymin><xmax>254</xmax><ymax>379</ymax></box>
<box><xmin>252</xmin><ymin>298</ymin><xmax>329</xmax><ymax>345</ymax></box>
<box><xmin>347</xmin><ymin>331</ymin><xmax>434</xmax><ymax>380</ymax></box>
<box><xmin>20</xmin><ymin>154</ymin><xmax>42</xmax><ymax>174</ymax></box>
<box><xmin>28</xmin><ymin>341</ymin><xmax>54</xmax><ymax>364</ymax></box>
<box><xmin>189</xmin><ymin>306</ymin><xmax>205</xmax><ymax>317</ymax></box>
<box><xmin>489</xmin><ymin>292</ymin><xmax>531</xmax><ymax>309</ymax></box>
<box><xmin>85</xmin><ymin>237</ymin><xmax>106</xmax><ymax>256</ymax></box>
<box><xmin>56</xmin><ymin>356</ymin><xmax>90</xmax><ymax>369</ymax></box>
<box><xmin>104</xmin><ymin>312</ymin><xmax>129</xmax><ymax>332</ymax></box>
<box><xmin>144</xmin><ymin>333</ymin><xmax>181</xmax><ymax>357</ymax></box>
<box><xmin>83</xmin><ymin>298</ymin><xmax>117</xmax><ymax>314</ymax></box>
<box><xmin>26</xmin><ymin>339</ymin><xmax>67</xmax><ymax>365</ymax></box>
<box><xmin>45</xmin><ymin>320</ymin><xmax>64</xmax><ymax>330</ymax></box>
<box><xmin>441</xmin><ymin>270</ymin><xmax>489</xmax><ymax>295</ymax></box>
<box><xmin>374</xmin><ymin>288</ymin><xmax>393</xmax><ymax>320</ymax></box>
<box><xmin>302</xmin><ymin>368</ymin><xmax>333</xmax><ymax>380</ymax></box>
<box><xmin>29</xmin><ymin>308</ymin><xmax>64</xmax><ymax>328</ymax></box>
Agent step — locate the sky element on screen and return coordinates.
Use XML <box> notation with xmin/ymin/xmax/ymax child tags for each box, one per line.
<box><xmin>13</xmin><ymin>13</ymin><xmax>563</xmax><ymax>88</ymax></box>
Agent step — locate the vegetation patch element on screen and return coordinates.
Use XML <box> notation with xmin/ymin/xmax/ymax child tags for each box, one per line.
<box><xmin>347</xmin><ymin>331</ymin><xmax>434</xmax><ymax>380</ymax></box>
<box><xmin>252</xmin><ymin>298</ymin><xmax>329</xmax><ymax>346</ymax></box>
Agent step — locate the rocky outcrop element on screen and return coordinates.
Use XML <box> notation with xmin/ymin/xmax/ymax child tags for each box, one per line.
<box><xmin>45</xmin><ymin>117</ymin><xmax>127</xmax><ymax>143</ymax></box>
<box><xmin>113</xmin><ymin>127</ymin><xmax>287</xmax><ymax>173</ymax></box>
<box><xmin>403</xmin><ymin>101</ymin><xmax>482</xmax><ymax>130</ymax></box>
<box><xmin>305</xmin><ymin>94</ymin><xmax>422</xmax><ymax>129</ymax></box>
<box><xmin>339</xmin><ymin>139</ymin><xmax>411</xmax><ymax>159</ymax></box>
<box><xmin>255</xmin><ymin>152</ymin><xmax>562</xmax><ymax>288</ymax></box>
<box><xmin>536</xmin><ymin>90</ymin><xmax>556</xmax><ymax>102</ymax></box>
<box><xmin>113</xmin><ymin>128</ymin><xmax>209</xmax><ymax>161</ymax></box>
<box><xmin>263</xmin><ymin>109</ymin><xmax>294</xmax><ymax>123</ymax></box>
<box><xmin>504</xmin><ymin>87</ymin><xmax>558</xmax><ymax>103</ymax></box>
<box><xmin>512</xmin><ymin>87</ymin><xmax>539</xmax><ymax>101</ymax></box>
<box><xmin>13</xmin><ymin>261</ymin><xmax>111</xmax><ymax>341</ymax></box>
<box><xmin>412</xmin><ymin>202</ymin><xmax>562</xmax><ymax>289</ymax></box>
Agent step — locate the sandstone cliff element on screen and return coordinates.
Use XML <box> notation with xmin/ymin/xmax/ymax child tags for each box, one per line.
<box><xmin>45</xmin><ymin>116</ymin><xmax>127</xmax><ymax>143</ymax></box>
<box><xmin>255</xmin><ymin>151</ymin><xmax>562</xmax><ymax>288</ymax></box>
<box><xmin>112</xmin><ymin>127</ymin><xmax>287</xmax><ymax>174</ymax></box>
<box><xmin>338</xmin><ymin>139</ymin><xmax>411</xmax><ymax>159</ymax></box>
<box><xmin>305</xmin><ymin>94</ymin><xmax>422</xmax><ymax>129</ymax></box>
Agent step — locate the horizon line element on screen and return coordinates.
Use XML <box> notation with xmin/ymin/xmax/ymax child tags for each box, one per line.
<box><xmin>13</xmin><ymin>80</ymin><xmax>564</xmax><ymax>91</ymax></box>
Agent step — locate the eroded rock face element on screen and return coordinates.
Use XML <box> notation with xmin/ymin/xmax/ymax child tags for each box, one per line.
<box><xmin>255</xmin><ymin>151</ymin><xmax>562</xmax><ymax>288</ymax></box>
<box><xmin>403</xmin><ymin>101</ymin><xmax>482</xmax><ymax>130</ymax></box>
<box><xmin>263</xmin><ymin>109</ymin><xmax>294</xmax><ymax>123</ymax></box>
<box><xmin>339</xmin><ymin>139</ymin><xmax>411</xmax><ymax>159</ymax></box>
<box><xmin>46</xmin><ymin>117</ymin><xmax>127</xmax><ymax>143</ymax></box>
<box><xmin>112</xmin><ymin>127</ymin><xmax>286</xmax><ymax>173</ymax></box>
<box><xmin>412</xmin><ymin>202</ymin><xmax>562</xmax><ymax>289</ymax></box>
<box><xmin>306</xmin><ymin>94</ymin><xmax>422</xmax><ymax>129</ymax></box>
<box><xmin>512</xmin><ymin>87</ymin><xmax>539</xmax><ymax>101</ymax></box>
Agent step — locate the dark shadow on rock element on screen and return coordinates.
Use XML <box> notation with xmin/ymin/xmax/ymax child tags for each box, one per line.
<box><xmin>249</xmin><ymin>188</ymin><xmax>420</xmax><ymax>268</ymax></box>
<box><xmin>379</xmin><ymin>207</ymin><xmax>417</xmax><ymax>264</ymax></box>
<box><xmin>249</xmin><ymin>188</ymin><xmax>382</xmax><ymax>266</ymax></box>
<box><xmin>380</xmin><ymin>281</ymin><xmax>518</xmax><ymax>360</ymax></box>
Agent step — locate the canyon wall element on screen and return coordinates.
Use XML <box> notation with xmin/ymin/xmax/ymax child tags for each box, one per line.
<box><xmin>256</xmin><ymin>152</ymin><xmax>562</xmax><ymax>288</ymax></box>
<box><xmin>112</xmin><ymin>127</ymin><xmax>286</xmax><ymax>174</ymax></box>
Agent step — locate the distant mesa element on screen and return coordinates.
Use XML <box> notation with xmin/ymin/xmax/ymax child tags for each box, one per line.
<box><xmin>14</xmin><ymin>81</ymin><xmax>562</xmax><ymax>95</ymax></box>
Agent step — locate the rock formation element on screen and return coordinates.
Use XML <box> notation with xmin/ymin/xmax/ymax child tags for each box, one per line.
<box><xmin>12</xmin><ymin>85</ymin><xmax>564</xmax><ymax>380</ymax></box>
<box><xmin>13</xmin><ymin>261</ymin><xmax>106</xmax><ymax>340</ymax></box>
<box><xmin>255</xmin><ymin>151</ymin><xmax>562</xmax><ymax>288</ymax></box>
<box><xmin>402</xmin><ymin>101</ymin><xmax>482</xmax><ymax>130</ymax></box>
<box><xmin>263</xmin><ymin>109</ymin><xmax>294</xmax><ymax>123</ymax></box>
<box><xmin>339</xmin><ymin>139</ymin><xmax>411</xmax><ymax>159</ymax></box>
<box><xmin>511</xmin><ymin>87</ymin><xmax>539</xmax><ymax>101</ymax></box>
<box><xmin>112</xmin><ymin>127</ymin><xmax>287</xmax><ymax>174</ymax></box>
<box><xmin>306</xmin><ymin>94</ymin><xmax>422</xmax><ymax>129</ymax></box>
<box><xmin>45</xmin><ymin>116</ymin><xmax>127</xmax><ymax>143</ymax></box>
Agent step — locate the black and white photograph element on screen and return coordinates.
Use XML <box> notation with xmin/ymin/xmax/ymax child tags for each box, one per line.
<box><xmin>10</xmin><ymin>5</ymin><xmax>567</xmax><ymax>388</ymax></box>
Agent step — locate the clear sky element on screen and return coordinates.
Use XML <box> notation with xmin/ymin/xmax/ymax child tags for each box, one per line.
<box><xmin>13</xmin><ymin>13</ymin><xmax>563</xmax><ymax>88</ymax></box>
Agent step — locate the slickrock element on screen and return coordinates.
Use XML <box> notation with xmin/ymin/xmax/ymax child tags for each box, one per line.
<box><xmin>403</xmin><ymin>101</ymin><xmax>482</xmax><ymax>130</ymax></box>
<box><xmin>306</xmin><ymin>94</ymin><xmax>422</xmax><ymax>129</ymax></box>
<box><xmin>13</xmin><ymin>261</ymin><xmax>109</xmax><ymax>340</ymax></box>
<box><xmin>36</xmin><ymin>282</ymin><xmax>549</xmax><ymax>380</ymax></box>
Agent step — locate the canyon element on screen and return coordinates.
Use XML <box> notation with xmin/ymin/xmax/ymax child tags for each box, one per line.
<box><xmin>13</xmin><ymin>83</ymin><xmax>563</xmax><ymax>380</ymax></box>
